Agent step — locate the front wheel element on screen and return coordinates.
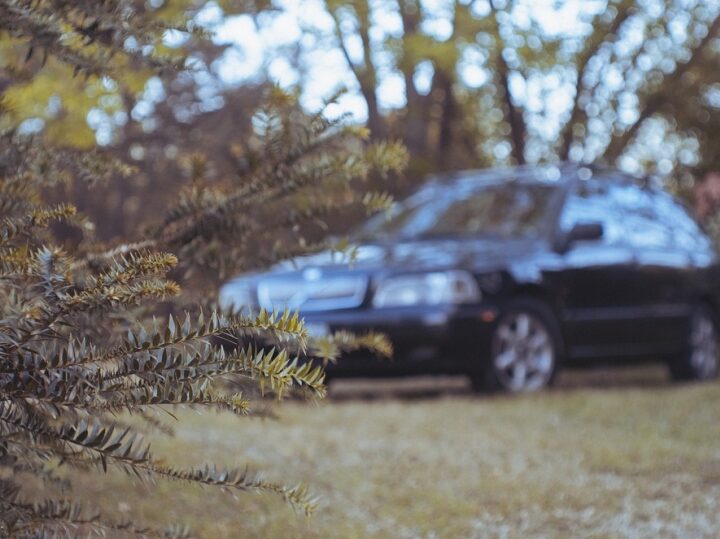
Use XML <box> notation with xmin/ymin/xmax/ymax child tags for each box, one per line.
<box><xmin>472</xmin><ymin>299</ymin><xmax>561</xmax><ymax>393</ymax></box>
<box><xmin>670</xmin><ymin>305</ymin><xmax>719</xmax><ymax>381</ymax></box>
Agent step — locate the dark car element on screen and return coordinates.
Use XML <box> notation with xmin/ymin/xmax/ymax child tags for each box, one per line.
<box><xmin>219</xmin><ymin>164</ymin><xmax>720</xmax><ymax>392</ymax></box>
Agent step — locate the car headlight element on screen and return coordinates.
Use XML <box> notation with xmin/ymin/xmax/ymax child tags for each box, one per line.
<box><xmin>218</xmin><ymin>280</ymin><xmax>256</xmax><ymax>314</ymax></box>
<box><xmin>373</xmin><ymin>271</ymin><xmax>480</xmax><ymax>308</ymax></box>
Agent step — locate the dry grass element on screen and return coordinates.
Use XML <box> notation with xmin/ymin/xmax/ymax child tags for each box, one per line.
<box><xmin>69</xmin><ymin>366</ymin><xmax>720</xmax><ymax>538</ymax></box>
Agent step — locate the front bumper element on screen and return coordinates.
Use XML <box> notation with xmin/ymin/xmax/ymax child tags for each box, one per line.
<box><xmin>303</xmin><ymin>303</ymin><xmax>499</xmax><ymax>377</ymax></box>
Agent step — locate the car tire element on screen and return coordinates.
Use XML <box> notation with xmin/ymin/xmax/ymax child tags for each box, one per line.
<box><xmin>669</xmin><ymin>304</ymin><xmax>719</xmax><ymax>382</ymax></box>
<box><xmin>471</xmin><ymin>298</ymin><xmax>562</xmax><ymax>393</ymax></box>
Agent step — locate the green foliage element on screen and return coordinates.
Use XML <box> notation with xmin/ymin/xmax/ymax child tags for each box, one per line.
<box><xmin>0</xmin><ymin>0</ymin><xmax>206</xmax><ymax>147</ymax></box>
<box><xmin>0</xmin><ymin>0</ymin><xmax>193</xmax><ymax>75</ymax></box>
<box><xmin>0</xmin><ymin>1</ymin><xmax>403</xmax><ymax>536</ymax></box>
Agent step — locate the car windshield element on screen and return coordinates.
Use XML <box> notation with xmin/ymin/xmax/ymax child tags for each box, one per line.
<box><xmin>357</xmin><ymin>180</ymin><xmax>558</xmax><ymax>241</ymax></box>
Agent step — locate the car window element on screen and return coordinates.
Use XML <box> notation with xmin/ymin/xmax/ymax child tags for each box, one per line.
<box><xmin>649</xmin><ymin>190</ymin><xmax>712</xmax><ymax>252</ymax></box>
<box><xmin>357</xmin><ymin>181</ymin><xmax>558</xmax><ymax>240</ymax></box>
<box><xmin>608</xmin><ymin>184</ymin><xmax>674</xmax><ymax>249</ymax></box>
<box><xmin>559</xmin><ymin>181</ymin><xmax>625</xmax><ymax>245</ymax></box>
<box><xmin>427</xmin><ymin>184</ymin><xmax>554</xmax><ymax>238</ymax></box>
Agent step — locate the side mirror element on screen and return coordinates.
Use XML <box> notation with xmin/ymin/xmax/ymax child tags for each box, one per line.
<box><xmin>569</xmin><ymin>222</ymin><xmax>604</xmax><ymax>243</ymax></box>
<box><xmin>556</xmin><ymin>221</ymin><xmax>604</xmax><ymax>252</ymax></box>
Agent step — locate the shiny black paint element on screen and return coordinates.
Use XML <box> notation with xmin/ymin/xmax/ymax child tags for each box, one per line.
<box><xmin>222</xmin><ymin>165</ymin><xmax>720</xmax><ymax>377</ymax></box>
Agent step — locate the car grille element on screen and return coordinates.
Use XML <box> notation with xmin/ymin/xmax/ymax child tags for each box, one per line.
<box><xmin>257</xmin><ymin>274</ymin><xmax>368</xmax><ymax>312</ymax></box>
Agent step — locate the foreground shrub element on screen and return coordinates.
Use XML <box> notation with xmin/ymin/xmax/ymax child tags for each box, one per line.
<box><xmin>0</xmin><ymin>1</ymin><xmax>403</xmax><ymax>536</ymax></box>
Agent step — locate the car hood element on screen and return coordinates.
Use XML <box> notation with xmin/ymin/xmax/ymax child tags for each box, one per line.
<box><xmin>269</xmin><ymin>236</ymin><xmax>544</xmax><ymax>277</ymax></box>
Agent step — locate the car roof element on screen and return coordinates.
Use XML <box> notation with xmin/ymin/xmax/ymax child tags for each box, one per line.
<box><xmin>427</xmin><ymin>162</ymin><xmax>649</xmax><ymax>190</ymax></box>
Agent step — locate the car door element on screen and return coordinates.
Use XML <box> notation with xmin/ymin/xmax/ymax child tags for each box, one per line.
<box><xmin>616</xmin><ymin>187</ymin><xmax>710</xmax><ymax>353</ymax></box>
<box><xmin>550</xmin><ymin>179</ymin><xmax>645</xmax><ymax>359</ymax></box>
<box><xmin>614</xmin><ymin>184</ymin><xmax>692</xmax><ymax>354</ymax></box>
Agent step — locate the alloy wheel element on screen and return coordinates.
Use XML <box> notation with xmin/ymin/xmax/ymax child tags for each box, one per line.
<box><xmin>689</xmin><ymin>311</ymin><xmax>719</xmax><ymax>379</ymax></box>
<box><xmin>492</xmin><ymin>312</ymin><xmax>555</xmax><ymax>392</ymax></box>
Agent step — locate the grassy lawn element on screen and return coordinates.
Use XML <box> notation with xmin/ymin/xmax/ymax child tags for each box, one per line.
<box><xmin>69</xmin><ymin>366</ymin><xmax>720</xmax><ymax>538</ymax></box>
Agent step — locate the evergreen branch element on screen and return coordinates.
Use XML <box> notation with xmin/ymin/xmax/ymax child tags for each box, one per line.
<box><xmin>310</xmin><ymin>330</ymin><xmax>394</xmax><ymax>364</ymax></box>
<box><xmin>88</xmin><ymin>251</ymin><xmax>178</xmax><ymax>289</ymax></box>
<box><xmin>100</xmin><ymin>344</ymin><xmax>326</xmax><ymax>399</ymax></box>
<box><xmin>144</xmin><ymin>464</ymin><xmax>319</xmax><ymax>516</ymax></box>
<box><xmin>3</xmin><ymin>497</ymin><xmax>171</xmax><ymax>538</ymax></box>
<box><xmin>60</xmin><ymin>279</ymin><xmax>181</xmax><ymax>313</ymax></box>
<box><xmin>92</xmin><ymin>382</ymin><xmax>253</xmax><ymax>417</ymax></box>
<box><xmin>0</xmin><ymin>401</ymin><xmax>153</xmax><ymax>469</ymax></box>
<box><xmin>0</xmin><ymin>204</ymin><xmax>77</xmax><ymax>246</ymax></box>
<box><xmin>0</xmin><ymin>309</ymin><xmax>308</xmax><ymax>376</ymax></box>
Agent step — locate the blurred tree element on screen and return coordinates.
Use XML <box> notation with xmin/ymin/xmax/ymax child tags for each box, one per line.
<box><xmin>323</xmin><ymin>0</ymin><xmax>483</xmax><ymax>173</ymax></box>
<box><xmin>62</xmin><ymin>36</ymin><xmax>268</xmax><ymax>242</ymax></box>
<box><xmin>0</xmin><ymin>0</ymin><xmax>274</xmax><ymax>146</ymax></box>
<box><xmin>315</xmin><ymin>0</ymin><xmax>720</xmax><ymax>180</ymax></box>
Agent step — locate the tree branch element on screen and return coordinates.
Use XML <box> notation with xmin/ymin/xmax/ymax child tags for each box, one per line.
<box><xmin>397</xmin><ymin>0</ymin><xmax>426</xmax><ymax>154</ymax></box>
<box><xmin>604</xmin><ymin>14</ymin><xmax>720</xmax><ymax>161</ymax></box>
<box><xmin>559</xmin><ymin>0</ymin><xmax>635</xmax><ymax>160</ymax></box>
<box><xmin>490</xmin><ymin>0</ymin><xmax>526</xmax><ymax>165</ymax></box>
<box><xmin>326</xmin><ymin>1</ymin><xmax>384</xmax><ymax>137</ymax></box>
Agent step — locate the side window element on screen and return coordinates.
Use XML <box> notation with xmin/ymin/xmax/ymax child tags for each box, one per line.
<box><xmin>650</xmin><ymin>191</ymin><xmax>712</xmax><ymax>252</ymax></box>
<box><xmin>608</xmin><ymin>185</ymin><xmax>674</xmax><ymax>249</ymax></box>
<box><xmin>559</xmin><ymin>181</ymin><xmax>625</xmax><ymax>245</ymax></box>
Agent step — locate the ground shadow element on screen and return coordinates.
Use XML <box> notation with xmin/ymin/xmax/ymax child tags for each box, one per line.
<box><xmin>327</xmin><ymin>364</ymin><xmax>674</xmax><ymax>402</ymax></box>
